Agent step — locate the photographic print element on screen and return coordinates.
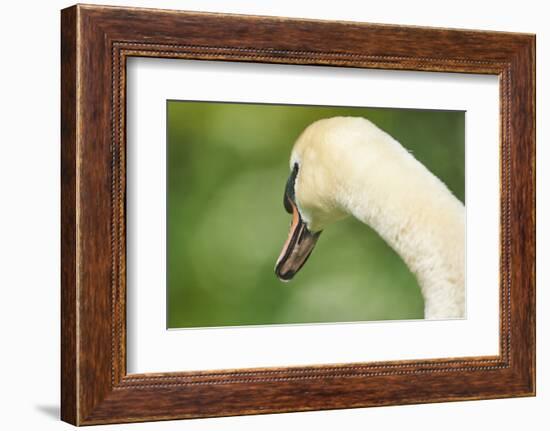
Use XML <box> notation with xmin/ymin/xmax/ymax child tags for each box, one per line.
<box><xmin>167</xmin><ymin>101</ymin><xmax>465</xmax><ymax>329</ymax></box>
<box><xmin>61</xmin><ymin>6</ymin><xmax>535</xmax><ymax>423</ymax></box>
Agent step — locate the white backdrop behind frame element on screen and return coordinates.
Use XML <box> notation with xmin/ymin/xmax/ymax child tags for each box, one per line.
<box><xmin>126</xmin><ymin>57</ymin><xmax>499</xmax><ymax>374</ymax></box>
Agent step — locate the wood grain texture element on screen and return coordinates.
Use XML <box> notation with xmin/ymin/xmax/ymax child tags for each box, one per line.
<box><xmin>60</xmin><ymin>4</ymin><xmax>536</xmax><ymax>425</ymax></box>
<box><xmin>60</xmin><ymin>5</ymin><xmax>78</xmax><ymax>425</ymax></box>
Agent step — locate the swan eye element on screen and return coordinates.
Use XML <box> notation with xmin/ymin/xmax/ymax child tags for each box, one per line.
<box><xmin>283</xmin><ymin>163</ymin><xmax>299</xmax><ymax>214</ymax></box>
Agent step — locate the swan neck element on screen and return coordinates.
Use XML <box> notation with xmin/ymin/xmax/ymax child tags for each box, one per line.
<box><xmin>339</xmin><ymin>151</ymin><xmax>465</xmax><ymax>319</ymax></box>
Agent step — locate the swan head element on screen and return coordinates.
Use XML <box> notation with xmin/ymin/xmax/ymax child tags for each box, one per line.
<box><xmin>274</xmin><ymin>117</ymin><xmax>466</xmax><ymax>319</ymax></box>
<box><xmin>275</xmin><ymin>117</ymin><xmax>368</xmax><ymax>281</ymax></box>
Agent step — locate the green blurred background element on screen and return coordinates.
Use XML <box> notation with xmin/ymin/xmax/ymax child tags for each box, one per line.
<box><xmin>167</xmin><ymin>101</ymin><xmax>464</xmax><ymax>329</ymax></box>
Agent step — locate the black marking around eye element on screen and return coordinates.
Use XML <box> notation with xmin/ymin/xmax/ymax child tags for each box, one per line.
<box><xmin>283</xmin><ymin>163</ymin><xmax>299</xmax><ymax>214</ymax></box>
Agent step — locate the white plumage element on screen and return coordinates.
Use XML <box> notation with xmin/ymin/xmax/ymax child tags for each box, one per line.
<box><xmin>282</xmin><ymin>116</ymin><xmax>465</xmax><ymax>319</ymax></box>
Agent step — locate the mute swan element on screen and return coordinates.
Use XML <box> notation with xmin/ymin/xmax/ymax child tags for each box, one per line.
<box><xmin>275</xmin><ymin>117</ymin><xmax>465</xmax><ymax>319</ymax></box>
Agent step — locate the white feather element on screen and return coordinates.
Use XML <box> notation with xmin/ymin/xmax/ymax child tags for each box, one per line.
<box><xmin>290</xmin><ymin>116</ymin><xmax>465</xmax><ymax>319</ymax></box>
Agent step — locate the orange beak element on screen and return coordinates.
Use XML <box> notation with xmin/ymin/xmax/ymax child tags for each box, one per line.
<box><xmin>275</xmin><ymin>191</ymin><xmax>321</xmax><ymax>281</ymax></box>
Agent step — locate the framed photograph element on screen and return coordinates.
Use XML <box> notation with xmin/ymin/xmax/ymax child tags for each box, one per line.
<box><xmin>61</xmin><ymin>4</ymin><xmax>535</xmax><ymax>425</ymax></box>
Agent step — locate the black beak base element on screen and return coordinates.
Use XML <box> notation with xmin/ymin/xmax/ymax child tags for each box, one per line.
<box><xmin>275</xmin><ymin>164</ymin><xmax>321</xmax><ymax>281</ymax></box>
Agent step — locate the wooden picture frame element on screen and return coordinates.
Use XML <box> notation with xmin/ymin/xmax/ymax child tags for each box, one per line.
<box><xmin>61</xmin><ymin>4</ymin><xmax>535</xmax><ymax>425</ymax></box>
